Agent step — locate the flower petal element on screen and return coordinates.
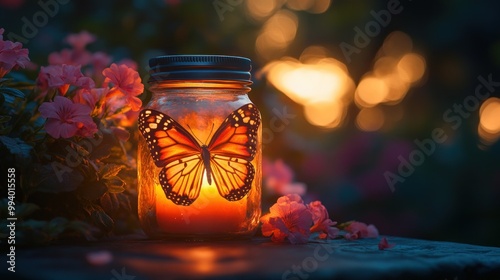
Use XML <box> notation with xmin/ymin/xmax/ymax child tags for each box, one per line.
<box><xmin>378</xmin><ymin>237</ymin><xmax>395</xmax><ymax>250</ymax></box>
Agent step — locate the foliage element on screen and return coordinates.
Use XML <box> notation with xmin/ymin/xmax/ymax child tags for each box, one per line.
<box><xmin>0</xmin><ymin>29</ymin><xmax>141</xmax><ymax>245</ymax></box>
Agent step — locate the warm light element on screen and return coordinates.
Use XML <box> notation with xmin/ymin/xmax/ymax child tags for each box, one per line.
<box><xmin>245</xmin><ymin>0</ymin><xmax>280</xmax><ymax>21</ymax></box>
<box><xmin>478</xmin><ymin>125</ymin><xmax>500</xmax><ymax>146</ymax></box>
<box><xmin>397</xmin><ymin>53</ymin><xmax>426</xmax><ymax>83</ymax></box>
<box><xmin>355</xmin><ymin>31</ymin><xmax>426</xmax><ymax>110</ymax></box>
<box><xmin>308</xmin><ymin>0</ymin><xmax>331</xmax><ymax>14</ymax></box>
<box><xmin>373</xmin><ymin>56</ymin><xmax>397</xmax><ymax>76</ymax></box>
<box><xmin>286</xmin><ymin>0</ymin><xmax>331</xmax><ymax>13</ymax></box>
<box><xmin>356</xmin><ymin>107</ymin><xmax>385</xmax><ymax>131</ymax></box>
<box><xmin>478</xmin><ymin>98</ymin><xmax>500</xmax><ymax>146</ymax></box>
<box><xmin>187</xmin><ymin>247</ymin><xmax>216</xmax><ymax>273</ymax></box>
<box><xmin>304</xmin><ymin>101</ymin><xmax>345</xmax><ymax>128</ymax></box>
<box><xmin>122</xmin><ymin>245</ymin><xmax>250</xmax><ymax>279</ymax></box>
<box><xmin>478</xmin><ymin>97</ymin><xmax>500</xmax><ymax>146</ymax></box>
<box><xmin>255</xmin><ymin>10</ymin><xmax>298</xmax><ymax>61</ymax></box>
<box><xmin>381</xmin><ymin>72</ymin><xmax>410</xmax><ymax>103</ymax></box>
<box><xmin>300</xmin><ymin>45</ymin><xmax>330</xmax><ymax>63</ymax></box>
<box><xmin>264</xmin><ymin>53</ymin><xmax>355</xmax><ymax>128</ymax></box>
<box><xmin>381</xmin><ymin>31</ymin><xmax>413</xmax><ymax>57</ymax></box>
<box><xmin>355</xmin><ymin>76</ymin><xmax>389</xmax><ymax>107</ymax></box>
<box><xmin>286</xmin><ymin>0</ymin><xmax>314</xmax><ymax>11</ymax></box>
<box><xmin>265</xmin><ymin>58</ymin><xmax>352</xmax><ymax>105</ymax></box>
<box><xmin>155</xmin><ymin>169</ymin><xmax>248</xmax><ymax>234</ymax></box>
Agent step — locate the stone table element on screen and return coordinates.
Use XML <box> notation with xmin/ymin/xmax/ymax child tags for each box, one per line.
<box><xmin>3</xmin><ymin>236</ymin><xmax>500</xmax><ymax>279</ymax></box>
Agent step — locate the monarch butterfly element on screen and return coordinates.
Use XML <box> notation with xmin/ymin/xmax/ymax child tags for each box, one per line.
<box><xmin>138</xmin><ymin>103</ymin><xmax>261</xmax><ymax>206</ymax></box>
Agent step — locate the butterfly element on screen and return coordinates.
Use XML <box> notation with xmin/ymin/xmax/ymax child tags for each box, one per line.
<box><xmin>138</xmin><ymin>103</ymin><xmax>261</xmax><ymax>206</ymax></box>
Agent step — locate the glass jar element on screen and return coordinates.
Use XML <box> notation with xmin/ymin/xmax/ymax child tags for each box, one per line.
<box><xmin>137</xmin><ymin>55</ymin><xmax>262</xmax><ymax>240</ymax></box>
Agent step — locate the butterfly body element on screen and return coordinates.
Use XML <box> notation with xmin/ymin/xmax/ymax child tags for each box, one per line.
<box><xmin>200</xmin><ymin>145</ymin><xmax>213</xmax><ymax>185</ymax></box>
<box><xmin>139</xmin><ymin>103</ymin><xmax>261</xmax><ymax>206</ymax></box>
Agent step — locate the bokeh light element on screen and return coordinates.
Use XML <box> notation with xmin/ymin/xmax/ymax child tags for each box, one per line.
<box><xmin>356</xmin><ymin>107</ymin><xmax>385</xmax><ymax>131</ymax></box>
<box><xmin>355</xmin><ymin>31</ymin><xmax>426</xmax><ymax>108</ymax></box>
<box><xmin>355</xmin><ymin>75</ymin><xmax>389</xmax><ymax>107</ymax></box>
<box><xmin>255</xmin><ymin>10</ymin><xmax>298</xmax><ymax>61</ymax></box>
<box><xmin>245</xmin><ymin>0</ymin><xmax>280</xmax><ymax>21</ymax></box>
<box><xmin>479</xmin><ymin>97</ymin><xmax>500</xmax><ymax>145</ymax></box>
<box><xmin>381</xmin><ymin>31</ymin><xmax>413</xmax><ymax>57</ymax></box>
<box><xmin>304</xmin><ymin>101</ymin><xmax>345</xmax><ymax>129</ymax></box>
<box><xmin>264</xmin><ymin>48</ymin><xmax>355</xmax><ymax>129</ymax></box>
<box><xmin>286</xmin><ymin>0</ymin><xmax>331</xmax><ymax>13</ymax></box>
<box><xmin>397</xmin><ymin>53</ymin><xmax>426</xmax><ymax>83</ymax></box>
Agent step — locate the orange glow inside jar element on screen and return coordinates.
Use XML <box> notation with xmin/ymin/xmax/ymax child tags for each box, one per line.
<box><xmin>137</xmin><ymin>55</ymin><xmax>262</xmax><ymax>240</ymax></box>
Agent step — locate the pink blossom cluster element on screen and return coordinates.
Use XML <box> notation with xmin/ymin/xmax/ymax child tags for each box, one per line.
<box><xmin>0</xmin><ymin>28</ymin><xmax>30</xmax><ymax>78</ymax></box>
<box><xmin>260</xmin><ymin>194</ymin><xmax>340</xmax><ymax>244</ymax></box>
<box><xmin>31</xmin><ymin>31</ymin><xmax>144</xmax><ymax>139</ymax></box>
<box><xmin>263</xmin><ymin>158</ymin><xmax>307</xmax><ymax>196</ymax></box>
<box><xmin>261</xmin><ymin>194</ymin><xmax>389</xmax><ymax>247</ymax></box>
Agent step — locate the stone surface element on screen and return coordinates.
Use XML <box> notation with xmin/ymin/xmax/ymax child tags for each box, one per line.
<box><xmin>3</xmin><ymin>236</ymin><xmax>500</xmax><ymax>279</ymax></box>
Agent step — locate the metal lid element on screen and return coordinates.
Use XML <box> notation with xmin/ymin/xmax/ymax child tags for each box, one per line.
<box><xmin>148</xmin><ymin>55</ymin><xmax>252</xmax><ymax>83</ymax></box>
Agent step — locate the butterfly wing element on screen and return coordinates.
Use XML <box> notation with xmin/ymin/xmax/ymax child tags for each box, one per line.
<box><xmin>159</xmin><ymin>155</ymin><xmax>205</xmax><ymax>206</ymax></box>
<box><xmin>138</xmin><ymin>109</ymin><xmax>204</xmax><ymax>205</ymax></box>
<box><xmin>207</xmin><ymin>103</ymin><xmax>261</xmax><ymax>201</ymax></box>
<box><xmin>210</xmin><ymin>155</ymin><xmax>255</xmax><ymax>201</ymax></box>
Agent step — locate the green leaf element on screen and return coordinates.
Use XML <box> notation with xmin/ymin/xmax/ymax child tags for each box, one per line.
<box><xmin>0</xmin><ymin>115</ymin><xmax>12</xmax><ymax>123</ymax></box>
<box><xmin>4</xmin><ymin>72</ymin><xmax>35</xmax><ymax>86</ymax></box>
<box><xmin>116</xmin><ymin>192</ymin><xmax>132</xmax><ymax>213</ymax></box>
<box><xmin>0</xmin><ymin>87</ymin><xmax>26</xmax><ymax>99</ymax></box>
<box><xmin>66</xmin><ymin>220</ymin><xmax>98</xmax><ymax>240</ymax></box>
<box><xmin>74</xmin><ymin>143</ymin><xmax>90</xmax><ymax>157</ymax></box>
<box><xmin>88</xmin><ymin>131</ymin><xmax>115</xmax><ymax>160</ymax></box>
<box><xmin>336</xmin><ymin>221</ymin><xmax>354</xmax><ymax>230</ymax></box>
<box><xmin>100</xmin><ymin>192</ymin><xmax>120</xmax><ymax>214</ymax></box>
<box><xmin>20</xmin><ymin>219</ymin><xmax>47</xmax><ymax>229</ymax></box>
<box><xmin>0</xmin><ymin>136</ymin><xmax>32</xmax><ymax>158</ymax></box>
<box><xmin>77</xmin><ymin>181</ymin><xmax>108</xmax><ymax>200</ymax></box>
<box><xmin>105</xmin><ymin>176</ymin><xmax>125</xmax><ymax>193</ymax></box>
<box><xmin>91</xmin><ymin>209</ymin><xmax>114</xmax><ymax>230</ymax></box>
<box><xmin>46</xmin><ymin>217</ymin><xmax>69</xmax><ymax>237</ymax></box>
<box><xmin>36</xmin><ymin>163</ymin><xmax>84</xmax><ymax>193</ymax></box>
<box><xmin>16</xmin><ymin>203</ymin><xmax>40</xmax><ymax>219</ymax></box>
<box><xmin>99</xmin><ymin>164</ymin><xmax>125</xmax><ymax>180</ymax></box>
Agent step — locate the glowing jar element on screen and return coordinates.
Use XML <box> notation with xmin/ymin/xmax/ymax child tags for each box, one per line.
<box><xmin>137</xmin><ymin>55</ymin><xmax>262</xmax><ymax>239</ymax></box>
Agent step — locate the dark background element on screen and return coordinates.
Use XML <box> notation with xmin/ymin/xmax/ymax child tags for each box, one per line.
<box><xmin>1</xmin><ymin>0</ymin><xmax>500</xmax><ymax>246</ymax></box>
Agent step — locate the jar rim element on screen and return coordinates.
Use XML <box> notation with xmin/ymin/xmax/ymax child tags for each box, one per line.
<box><xmin>149</xmin><ymin>55</ymin><xmax>252</xmax><ymax>83</ymax></box>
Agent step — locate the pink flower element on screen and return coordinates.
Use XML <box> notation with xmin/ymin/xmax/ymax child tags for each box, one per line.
<box><xmin>116</xmin><ymin>58</ymin><xmax>138</xmax><ymax>70</ymax></box>
<box><xmin>280</xmin><ymin>193</ymin><xmax>304</xmax><ymax>204</ymax></box>
<box><xmin>0</xmin><ymin>0</ymin><xmax>25</xmax><ymax>9</ymax></box>
<box><xmin>88</xmin><ymin>52</ymin><xmax>112</xmax><ymax>85</ymax></box>
<box><xmin>378</xmin><ymin>237</ymin><xmax>395</xmax><ymax>250</ymax></box>
<box><xmin>86</xmin><ymin>251</ymin><xmax>113</xmax><ymax>266</ymax></box>
<box><xmin>263</xmin><ymin>158</ymin><xmax>307</xmax><ymax>196</ymax></box>
<box><xmin>102</xmin><ymin>63</ymin><xmax>143</xmax><ymax>111</ymax></box>
<box><xmin>260</xmin><ymin>194</ymin><xmax>313</xmax><ymax>244</ymax></box>
<box><xmin>112</xmin><ymin>109</ymin><xmax>140</xmax><ymax>127</ymax></box>
<box><xmin>37</xmin><ymin>64</ymin><xmax>95</xmax><ymax>95</ymax></box>
<box><xmin>39</xmin><ymin>96</ymin><xmax>97</xmax><ymax>138</ymax></box>
<box><xmin>65</xmin><ymin>31</ymin><xmax>96</xmax><ymax>51</ymax></box>
<box><xmin>308</xmin><ymin>201</ymin><xmax>339</xmax><ymax>239</ymax></box>
<box><xmin>48</xmin><ymin>49</ymin><xmax>92</xmax><ymax>67</ymax></box>
<box><xmin>0</xmin><ymin>28</ymin><xmax>30</xmax><ymax>78</ymax></box>
<box><xmin>73</xmin><ymin>87</ymin><xmax>108</xmax><ymax>112</ymax></box>
<box><xmin>345</xmin><ymin>221</ymin><xmax>379</xmax><ymax>240</ymax></box>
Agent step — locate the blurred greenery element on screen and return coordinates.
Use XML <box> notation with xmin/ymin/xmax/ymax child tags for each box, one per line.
<box><xmin>1</xmin><ymin>0</ymin><xmax>500</xmax><ymax>246</ymax></box>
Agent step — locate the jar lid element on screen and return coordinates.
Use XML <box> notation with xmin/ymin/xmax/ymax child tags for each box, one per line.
<box><xmin>148</xmin><ymin>55</ymin><xmax>252</xmax><ymax>83</ymax></box>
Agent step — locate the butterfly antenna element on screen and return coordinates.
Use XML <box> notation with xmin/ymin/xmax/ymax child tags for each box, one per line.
<box><xmin>186</xmin><ymin>124</ymin><xmax>204</xmax><ymax>145</ymax></box>
<box><xmin>204</xmin><ymin>123</ymin><xmax>215</xmax><ymax>145</ymax></box>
